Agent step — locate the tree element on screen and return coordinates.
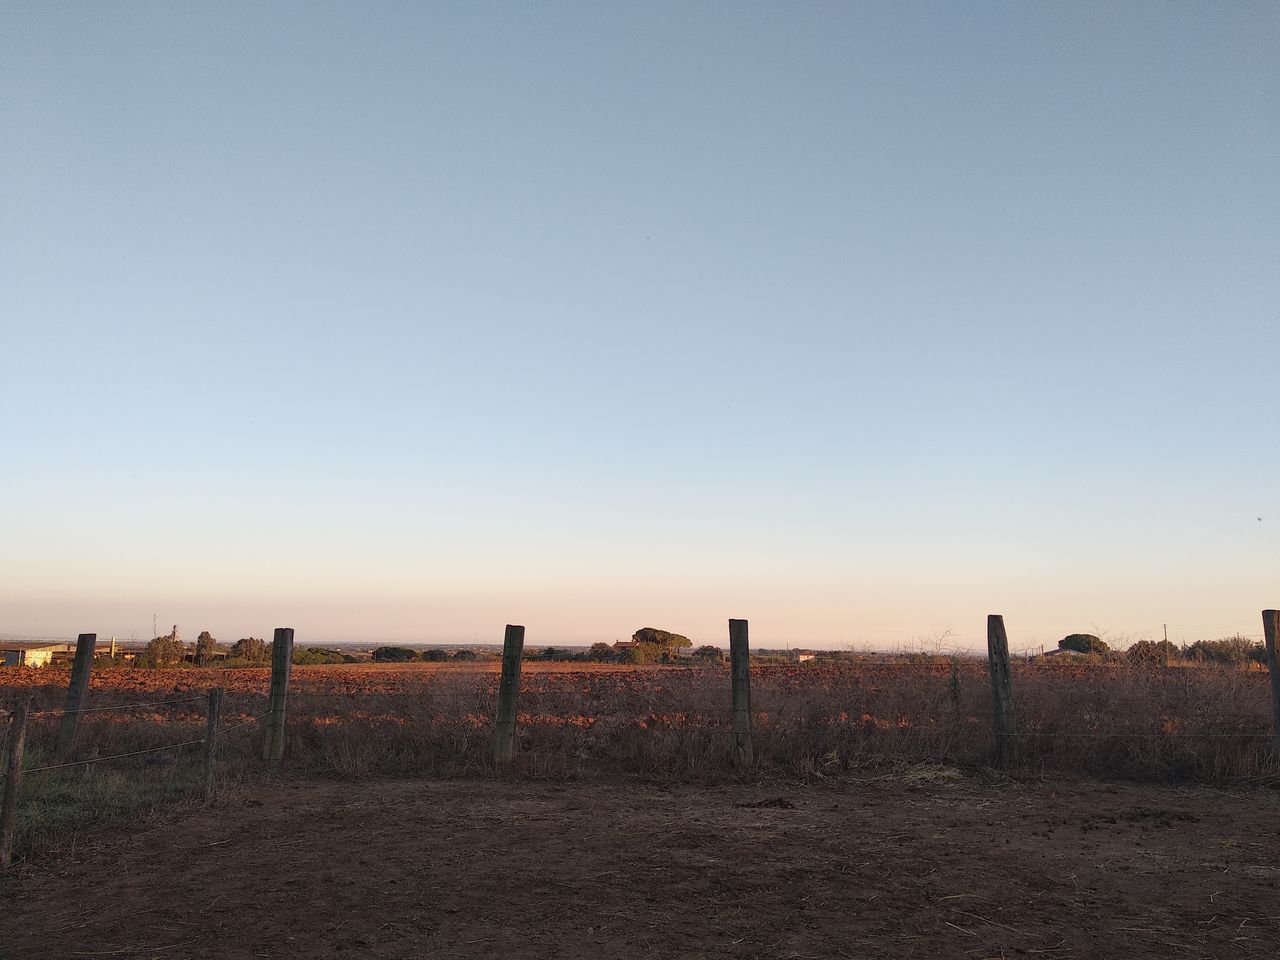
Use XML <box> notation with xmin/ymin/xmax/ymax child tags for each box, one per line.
<box><xmin>451</xmin><ymin>649</ymin><xmax>477</xmax><ymax>661</ymax></box>
<box><xmin>194</xmin><ymin>631</ymin><xmax>217</xmax><ymax>666</ymax></box>
<box><xmin>1126</xmin><ymin>639</ymin><xmax>1179</xmax><ymax>664</ymax></box>
<box><xmin>1186</xmin><ymin>636</ymin><xmax>1263</xmax><ymax>665</ymax></box>
<box><xmin>1059</xmin><ymin>634</ymin><xmax>1109</xmax><ymax>655</ymax></box>
<box><xmin>542</xmin><ymin>646</ymin><xmax>561</xmax><ymax>660</ymax></box>
<box><xmin>588</xmin><ymin>642</ymin><xmax>614</xmax><ymax>661</ymax></box>
<box><xmin>145</xmin><ymin>632</ymin><xmax>185</xmax><ymax>666</ymax></box>
<box><xmin>692</xmin><ymin>645</ymin><xmax>724</xmax><ymax>663</ymax></box>
<box><xmin>631</xmin><ymin>627</ymin><xmax>692</xmax><ymax>659</ymax></box>
<box><xmin>230</xmin><ymin>637</ymin><xmax>268</xmax><ymax>662</ymax></box>
<box><xmin>372</xmin><ymin>646</ymin><xmax>418</xmax><ymax>663</ymax></box>
<box><xmin>420</xmin><ymin>648</ymin><xmax>448</xmax><ymax>662</ymax></box>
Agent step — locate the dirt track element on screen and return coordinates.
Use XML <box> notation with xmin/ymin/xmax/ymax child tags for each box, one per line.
<box><xmin>2</xmin><ymin>772</ymin><xmax>1278</xmax><ymax>959</ymax></box>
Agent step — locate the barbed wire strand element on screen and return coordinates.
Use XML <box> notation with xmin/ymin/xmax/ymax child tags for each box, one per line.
<box><xmin>29</xmin><ymin>696</ymin><xmax>207</xmax><ymax>718</ymax></box>
<box><xmin>24</xmin><ymin>737</ymin><xmax>207</xmax><ymax>774</ymax></box>
<box><xmin>0</xmin><ymin>709</ymin><xmax>273</xmax><ymax>781</ymax></box>
<box><xmin>216</xmin><ymin>711</ymin><xmax>272</xmax><ymax>735</ymax></box>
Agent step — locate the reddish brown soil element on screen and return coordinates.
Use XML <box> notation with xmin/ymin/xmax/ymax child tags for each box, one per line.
<box><xmin>3</xmin><ymin>772</ymin><xmax>1278</xmax><ymax>959</ymax></box>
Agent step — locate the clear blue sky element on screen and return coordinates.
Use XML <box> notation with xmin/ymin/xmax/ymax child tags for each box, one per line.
<box><xmin>2</xmin><ymin>2</ymin><xmax>1276</xmax><ymax>651</ymax></box>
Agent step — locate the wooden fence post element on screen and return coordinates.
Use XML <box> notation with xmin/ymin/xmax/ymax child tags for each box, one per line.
<box><xmin>204</xmin><ymin>687</ymin><xmax>224</xmax><ymax>800</ymax></box>
<box><xmin>262</xmin><ymin>627</ymin><xmax>294</xmax><ymax>762</ymax></box>
<box><xmin>1</xmin><ymin>694</ymin><xmax>32</xmax><ymax>869</ymax></box>
<box><xmin>987</xmin><ymin>615</ymin><xmax>1017</xmax><ymax>767</ymax></box>
<box><xmin>729</xmin><ymin>619</ymin><xmax>753</xmax><ymax>769</ymax></box>
<box><xmin>1263</xmin><ymin>610</ymin><xmax>1280</xmax><ymax>759</ymax></box>
<box><xmin>56</xmin><ymin>633</ymin><xmax>96</xmax><ymax>760</ymax></box>
<box><xmin>492</xmin><ymin>625</ymin><xmax>525</xmax><ymax>766</ymax></box>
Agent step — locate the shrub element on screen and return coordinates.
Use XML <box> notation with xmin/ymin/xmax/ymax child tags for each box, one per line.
<box><xmin>1186</xmin><ymin>636</ymin><xmax>1264</xmax><ymax>665</ymax></box>
<box><xmin>371</xmin><ymin>646</ymin><xmax>418</xmax><ymax>663</ymax></box>
<box><xmin>293</xmin><ymin>647</ymin><xmax>346</xmax><ymax>665</ymax></box>
<box><xmin>1126</xmin><ymin>640</ymin><xmax>1179</xmax><ymax>664</ymax></box>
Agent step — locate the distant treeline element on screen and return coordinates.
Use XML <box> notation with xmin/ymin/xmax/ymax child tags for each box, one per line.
<box><xmin>89</xmin><ymin>633</ymin><xmax>359</xmax><ymax>669</ymax></box>
<box><xmin>79</xmin><ymin>629</ymin><xmax>1271</xmax><ymax>670</ymax></box>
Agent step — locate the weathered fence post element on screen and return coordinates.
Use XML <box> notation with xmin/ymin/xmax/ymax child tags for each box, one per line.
<box><xmin>1263</xmin><ymin>610</ymin><xmax>1280</xmax><ymax>759</ymax></box>
<box><xmin>204</xmin><ymin>687</ymin><xmax>224</xmax><ymax>800</ymax></box>
<box><xmin>1</xmin><ymin>694</ymin><xmax>32</xmax><ymax>869</ymax></box>
<box><xmin>492</xmin><ymin>625</ymin><xmax>525</xmax><ymax>766</ymax></box>
<box><xmin>987</xmin><ymin>615</ymin><xmax>1018</xmax><ymax>767</ymax></box>
<box><xmin>729</xmin><ymin>619</ymin><xmax>754</xmax><ymax>769</ymax></box>
<box><xmin>56</xmin><ymin>633</ymin><xmax>96</xmax><ymax>760</ymax></box>
<box><xmin>262</xmin><ymin>627</ymin><xmax>294</xmax><ymax>762</ymax></box>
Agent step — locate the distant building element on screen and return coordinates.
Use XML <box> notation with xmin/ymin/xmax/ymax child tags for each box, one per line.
<box><xmin>612</xmin><ymin>640</ymin><xmax>640</xmax><ymax>650</ymax></box>
<box><xmin>793</xmin><ymin>652</ymin><xmax>816</xmax><ymax>663</ymax></box>
<box><xmin>0</xmin><ymin>642</ymin><xmax>72</xmax><ymax>668</ymax></box>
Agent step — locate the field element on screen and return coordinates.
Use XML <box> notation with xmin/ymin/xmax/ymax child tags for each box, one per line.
<box><xmin>2</xmin><ymin>660</ymin><xmax>1278</xmax><ymax>959</ymax></box>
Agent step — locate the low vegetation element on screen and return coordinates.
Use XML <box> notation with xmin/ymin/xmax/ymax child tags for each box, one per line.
<box><xmin>3</xmin><ymin>645</ymin><xmax>1275</xmax><ymax>862</ymax></box>
<box><xmin>4</xmin><ymin>658</ymin><xmax>1274</xmax><ymax>785</ymax></box>
<box><xmin>7</xmin><ymin>644</ymin><xmax>1275</xmax><ymax>937</ymax></box>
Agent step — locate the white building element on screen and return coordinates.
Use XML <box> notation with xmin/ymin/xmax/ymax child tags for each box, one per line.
<box><xmin>0</xmin><ymin>642</ymin><xmax>72</xmax><ymax>667</ymax></box>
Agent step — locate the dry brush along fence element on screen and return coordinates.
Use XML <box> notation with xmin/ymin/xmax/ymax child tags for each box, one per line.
<box><xmin>3</xmin><ymin>613</ymin><xmax>1280</xmax><ymax>866</ymax></box>
<box><xmin>268</xmin><ymin>612</ymin><xmax>1280</xmax><ymax>783</ymax></box>
<box><xmin>0</xmin><ymin>630</ymin><xmax>286</xmax><ymax>868</ymax></box>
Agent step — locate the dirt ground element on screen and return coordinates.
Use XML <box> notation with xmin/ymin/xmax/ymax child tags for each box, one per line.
<box><xmin>2</xmin><ymin>771</ymin><xmax>1278</xmax><ymax>960</ymax></box>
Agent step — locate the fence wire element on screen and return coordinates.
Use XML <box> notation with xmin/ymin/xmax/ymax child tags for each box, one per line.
<box><xmin>3</xmin><ymin>659</ymin><xmax>1277</xmax><ymax>780</ymax></box>
<box><xmin>30</xmin><ymin>696</ymin><xmax>207</xmax><ymax>718</ymax></box>
<box><xmin>24</xmin><ymin>737</ymin><xmax>208</xmax><ymax>774</ymax></box>
<box><xmin>0</xmin><ymin>708</ymin><xmax>273</xmax><ymax>781</ymax></box>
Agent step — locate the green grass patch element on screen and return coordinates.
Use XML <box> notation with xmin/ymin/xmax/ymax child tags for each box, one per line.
<box><xmin>8</xmin><ymin>746</ymin><xmax>206</xmax><ymax>865</ymax></box>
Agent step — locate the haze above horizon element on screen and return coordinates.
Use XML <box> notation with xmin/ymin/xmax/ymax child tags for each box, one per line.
<box><xmin>2</xmin><ymin>2</ymin><xmax>1276</xmax><ymax>653</ymax></box>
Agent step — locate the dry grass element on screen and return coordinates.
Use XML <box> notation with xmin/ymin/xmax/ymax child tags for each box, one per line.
<box><xmin>4</xmin><ymin>659</ymin><xmax>1274</xmax><ymax>786</ymax></box>
<box><xmin>2</xmin><ymin>658</ymin><xmax>1276</xmax><ymax>863</ymax></box>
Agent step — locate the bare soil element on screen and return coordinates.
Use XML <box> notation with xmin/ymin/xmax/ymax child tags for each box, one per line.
<box><xmin>3</xmin><ymin>772</ymin><xmax>1278</xmax><ymax>959</ymax></box>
